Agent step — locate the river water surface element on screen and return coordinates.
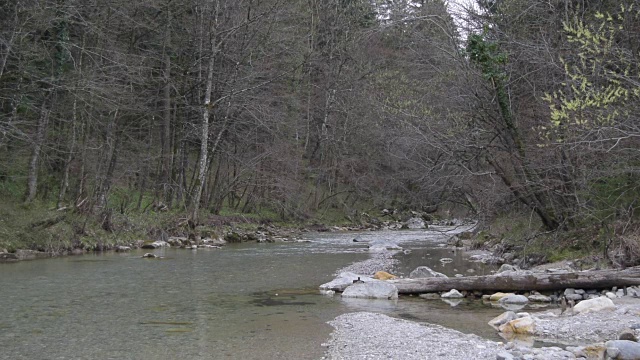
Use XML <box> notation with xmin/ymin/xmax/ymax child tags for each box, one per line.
<box><xmin>0</xmin><ymin>227</ymin><xmax>505</xmax><ymax>360</ymax></box>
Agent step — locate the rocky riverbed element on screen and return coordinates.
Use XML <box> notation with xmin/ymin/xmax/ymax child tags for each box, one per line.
<box><xmin>322</xmin><ymin>240</ymin><xmax>640</xmax><ymax>359</ymax></box>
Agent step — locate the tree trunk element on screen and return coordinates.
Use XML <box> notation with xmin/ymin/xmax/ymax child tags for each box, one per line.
<box><xmin>25</xmin><ymin>97</ymin><xmax>51</xmax><ymax>204</ymax></box>
<box><xmin>376</xmin><ymin>267</ymin><xmax>640</xmax><ymax>294</ymax></box>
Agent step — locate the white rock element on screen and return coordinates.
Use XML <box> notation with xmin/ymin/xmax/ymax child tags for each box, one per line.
<box><xmin>573</xmin><ymin>296</ymin><xmax>616</xmax><ymax>314</ymax></box>
<box><xmin>341</xmin><ymin>281</ymin><xmax>399</xmax><ymax>300</ymax></box>
<box><xmin>528</xmin><ymin>294</ymin><xmax>552</xmax><ymax>302</ymax></box>
<box><xmin>606</xmin><ymin>292</ymin><xmax>617</xmax><ymax>299</ymax></box>
<box><xmin>441</xmin><ymin>289</ymin><xmax>464</xmax><ymax>298</ymax></box>
<box><xmin>319</xmin><ymin>272</ymin><xmax>373</xmax><ymax>291</ymax></box>
<box><xmin>409</xmin><ymin>266</ymin><xmax>448</xmax><ymax>279</ymax></box>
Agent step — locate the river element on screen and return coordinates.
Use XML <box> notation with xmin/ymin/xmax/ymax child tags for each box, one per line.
<box><xmin>0</xmin><ymin>227</ymin><xmax>506</xmax><ymax>360</ymax></box>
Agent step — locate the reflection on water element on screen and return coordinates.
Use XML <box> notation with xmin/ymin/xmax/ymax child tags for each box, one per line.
<box><xmin>0</xmin><ymin>228</ymin><xmax>515</xmax><ymax>359</ymax></box>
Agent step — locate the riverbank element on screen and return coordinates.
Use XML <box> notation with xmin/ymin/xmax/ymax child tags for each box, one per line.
<box><xmin>322</xmin><ymin>237</ymin><xmax>640</xmax><ymax>359</ymax></box>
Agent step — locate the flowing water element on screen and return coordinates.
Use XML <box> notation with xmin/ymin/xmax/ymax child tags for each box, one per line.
<box><xmin>0</xmin><ymin>227</ymin><xmax>509</xmax><ymax>360</ymax></box>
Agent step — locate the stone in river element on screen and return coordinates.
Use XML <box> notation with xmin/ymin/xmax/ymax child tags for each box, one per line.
<box><xmin>409</xmin><ymin>266</ymin><xmax>448</xmax><ymax>279</ymax></box>
<box><xmin>605</xmin><ymin>340</ymin><xmax>640</xmax><ymax>360</ymax></box>
<box><xmin>528</xmin><ymin>294</ymin><xmax>552</xmax><ymax>302</ymax></box>
<box><xmin>341</xmin><ymin>281</ymin><xmax>398</xmax><ymax>300</ymax></box>
<box><xmin>490</xmin><ymin>292</ymin><xmax>514</xmax><ymax>302</ymax></box>
<box><xmin>441</xmin><ymin>289</ymin><xmax>464</xmax><ymax>298</ymax></box>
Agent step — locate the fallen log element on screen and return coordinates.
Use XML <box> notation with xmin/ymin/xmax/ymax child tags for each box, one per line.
<box><xmin>385</xmin><ymin>267</ymin><xmax>640</xmax><ymax>294</ymax></box>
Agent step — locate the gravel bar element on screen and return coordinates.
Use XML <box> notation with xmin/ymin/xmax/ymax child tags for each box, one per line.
<box><xmin>323</xmin><ymin>312</ymin><xmax>502</xmax><ymax>360</ymax></box>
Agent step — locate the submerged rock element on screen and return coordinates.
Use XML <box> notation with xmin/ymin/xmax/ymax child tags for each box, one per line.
<box><xmin>404</xmin><ymin>217</ymin><xmax>426</xmax><ymax>229</ymax></box>
<box><xmin>115</xmin><ymin>245</ymin><xmax>131</xmax><ymax>252</ymax></box>
<box><xmin>341</xmin><ymin>281</ymin><xmax>399</xmax><ymax>300</ymax></box>
<box><xmin>489</xmin><ymin>292</ymin><xmax>514</xmax><ymax>302</ymax></box>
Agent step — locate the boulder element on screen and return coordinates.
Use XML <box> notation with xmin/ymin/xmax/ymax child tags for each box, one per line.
<box><xmin>142</xmin><ymin>253</ymin><xmax>158</xmax><ymax>258</ymax></box>
<box><xmin>496</xmin><ymin>351</ymin><xmax>515</xmax><ymax>360</ymax></box>
<box><xmin>441</xmin><ymin>298</ymin><xmax>462</xmax><ymax>307</ymax></box>
<box><xmin>490</xmin><ymin>292</ymin><xmax>515</xmax><ymax>302</ymax></box>
<box><xmin>497</xmin><ymin>264</ymin><xmax>520</xmax><ymax>273</ymax></box>
<box><xmin>409</xmin><ymin>266</ymin><xmax>448</xmax><ymax>279</ymax></box>
<box><xmin>319</xmin><ymin>272</ymin><xmax>373</xmax><ymax>291</ymax></box>
<box><xmin>605</xmin><ymin>340</ymin><xmax>640</xmax><ymax>360</ymax></box>
<box><xmin>441</xmin><ymin>289</ymin><xmax>464</xmax><ymax>298</ymax></box>
<box><xmin>141</xmin><ymin>241</ymin><xmax>169</xmax><ymax>249</ymax></box>
<box><xmin>499</xmin><ymin>294</ymin><xmax>529</xmax><ymax>305</ymax></box>
<box><xmin>489</xmin><ymin>311</ymin><xmax>517</xmax><ymax>330</ymax></box>
<box><xmin>528</xmin><ymin>294</ymin><xmax>552</xmax><ymax>302</ymax></box>
<box><xmin>373</xmin><ymin>271</ymin><xmax>397</xmax><ymax>280</ymax></box>
<box><xmin>341</xmin><ymin>281</ymin><xmax>399</xmax><ymax>300</ymax></box>
<box><xmin>573</xmin><ymin>296</ymin><xmax>616</xmax><ymax>314</ymax></box>
<box><xmin>619</xmin><ymin>329</ymin><xmax>638</xmax><ymax>342</ymax></box>
<box><xmin>498</xmin><ymin>316</ymin><xmax>535</xmax><ymax>335</ymax></box>
<box><xmin>115</xmin><ymin>245</ymin><xmax>131</xmax><ymax>252</ymax></box>
<box><xmin>404</xmin><ymin>217</ymin><xmax>426</xmax><ymax>229</ymax></box>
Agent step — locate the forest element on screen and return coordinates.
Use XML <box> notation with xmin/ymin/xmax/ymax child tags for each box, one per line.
<box><xmin>1</xmin><ymin>0</ymin><xmax>639</xmax><ymax>264</ymax></box>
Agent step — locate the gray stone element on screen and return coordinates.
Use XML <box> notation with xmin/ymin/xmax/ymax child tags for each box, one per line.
<box><xmin>409</xmin><ymin>266</ymin><xmax>448</xmax><ymax>279</ymax></box>
<box><xmin>0</xmin><ymin>252</ymin><xmax>19</xmax><ymax>261</ymax></box>
<box><xmin>404</xmin><ymin>217</ymin><xmax>426</xmax><ymax>229</ymax></box>
<box><xmin>367</xmin><ymin>241</ymin><xmax>402</xmax><ymax>252</ymax></box>
<box><xmin>564</xmin><ymin>288</ymin><xmax>576</xmax><ymax>296</ymax></box>
<box><xmin>606</xmin><ymin>340</ymin><xmax>640</xmax><ymax>360</ymax></box>
<box><xmin>141</xmin><ymin>240</ymin><xmax>169</xmax><ymax>249</ymax></box>
<box><xmin>441</xmin><ymin>289</ymin><xmax>464</xmax><ymax>298</ymax></box>
<box><xmin>319</xmin><ymin>272</ymin><xmax>373</xmax><ymax>291</ymax></box>
<box><xmin>115</xmin><ymin>245</ymin><xmax>131</xmax><ymax>252</ymax></box>
<box><xmin>607</xmin><ymin>292</ymin><xmax>618</xmax><ymax>299</ymax></box>
<box><xmin>528</xmin><ymin>294</ymin><xmax>552</xmax><ymax>302</ymax></box>
<box><xmin>497</xmin><ymin>264</ymin><xmax>520</xmax><ymax>273</ymax></box>
<box><xmin>499</xmin><ymin>294</ymin><xmax>529</xmax><ymax>304</ymax></box>
<box><xmin>565</xmin><ymin>294</ymin><xmax>584</xmax><ymax>301</ymax></box>
<box><xmin>619</xmin><ymin>329</ymin><xmax>638</xmax><ymax>342</ymax></box>
<box><xmin>489</xmin><ymin>311</ymin><xmax>517</xmax><ymax>330</ymax></box>
<box><xmin>574</xmin><ymin>289</ymin><xmax>586</xmax><ymax>295</ymax></box>
<box><xmin>341</xmin><ymin>281</ymin><xmax>399</xmax><ymax>300</ymax></box>
<box><xmin>573</xmin><ymin>296</ymin><xmax>616</xmax><ymax>314</ymax></box>
<box><xmin>496</xmin><ymin>351</ymin><xmax>515</xmax><ymax>360</ymax></box>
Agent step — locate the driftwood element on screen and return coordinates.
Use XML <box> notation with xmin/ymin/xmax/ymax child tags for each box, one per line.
<box><xmin>385</xmin><ymin>267</ymin><xmax>640</xmax><ymax>295</ymax></box>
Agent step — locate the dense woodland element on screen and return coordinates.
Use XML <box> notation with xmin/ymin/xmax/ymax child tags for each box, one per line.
<box><xmin>1</xmin><ymin>0</ymin><xmax>639</xmax><ymax>260</ymax></box>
